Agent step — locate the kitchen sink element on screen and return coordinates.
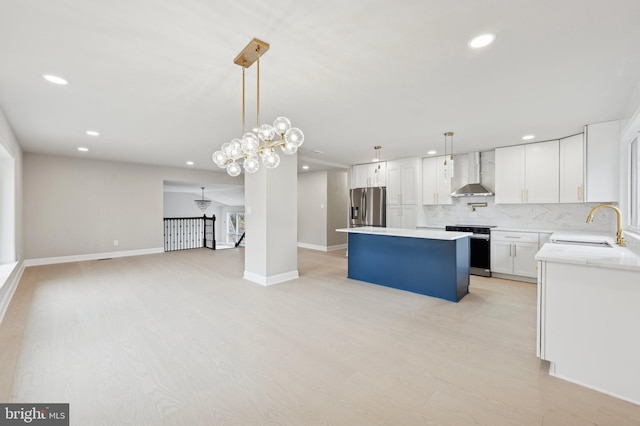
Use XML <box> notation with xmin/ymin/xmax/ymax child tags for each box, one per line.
<box><xmin>550</xmin><ymin>239</ymin><xmax>614</xmax><ymax>248</ymax></box>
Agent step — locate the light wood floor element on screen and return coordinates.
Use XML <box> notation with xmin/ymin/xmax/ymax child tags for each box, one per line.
<box><xmin>1</xmin><ymin>248</ymin><xmax>639</xmax><ymax>425</ymax></box>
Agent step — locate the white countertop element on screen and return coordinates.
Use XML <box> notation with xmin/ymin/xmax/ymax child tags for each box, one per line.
<box><xmin>336</xmin><ymin>227</ymin><xmax>472</xmax><ymax>241</ymax></box>
<box><xmin>535</xmin><ymin>232</ymin><xmax>640</xmax><ymax>272</ymax></box>
<box><xmin>492</xmin><ymin>227</ymin><xmax>556</xmax><ymax>234</ymax></box>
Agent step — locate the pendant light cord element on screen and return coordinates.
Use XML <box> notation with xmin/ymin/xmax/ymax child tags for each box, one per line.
<box><xmin>242</xmin><ymin>68</ymin><xmax>245</xmax><ymax>135</ymax></box>
<box><xmin>256</xmin><ymin>46</ymin><xmax>261</xmax><ymax>132</ymax></box>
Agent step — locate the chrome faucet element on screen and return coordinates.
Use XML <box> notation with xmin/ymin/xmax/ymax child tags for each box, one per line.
<box><xmin>586</xmin><ymin>204</ymin><xmax>625</xmax><ymax>247</ymax></box>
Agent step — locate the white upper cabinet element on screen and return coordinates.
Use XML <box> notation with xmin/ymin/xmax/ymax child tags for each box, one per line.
<box><xmin>585</xmin><ymin>120</ymin><xmax>620</xmax><ymax>202</ymax></box>
<box><xmin>387</xmin><ymin>158</ymin><xmax>419</xmax><ymax>205</ymax></box>
<box><xmin>525</xmin><ymin>140</ymin><xmax>559</xmax><ymax>203</ymax></box>
<box><xmin>422</xmin><ymin>156</ymin><xmax>452</xmax><ymax>205</ymax></box>
<box><xmin>351</xmin><ymin>162</ymin><xmax>386</xmax><ymax>188</ymax></box>
<box><xmin>559</xmin><ymin>134</ymin><xmax>585</xmax><ymax>203</ymax></box>
<box><xmin>495</xmin><ymin>145</ymin><xmax>526</xmax><ymax>204</ymax></box>
<box><xmin>495</xmin><ymin>140</ymin><xmax>559</xmax><ymax>204</ymax></box>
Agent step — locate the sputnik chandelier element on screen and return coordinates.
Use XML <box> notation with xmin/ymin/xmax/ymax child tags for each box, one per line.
<box><xmin>212</xmin><ymin>38</ymin><xmax>304</xmax><ymax>176</ymax></box>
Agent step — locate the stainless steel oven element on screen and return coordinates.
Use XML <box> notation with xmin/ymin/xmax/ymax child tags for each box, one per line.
<box><xmin>445</xmin><ymin>225</ymin><xmax>495</xmax><ymax>277</ymax></box>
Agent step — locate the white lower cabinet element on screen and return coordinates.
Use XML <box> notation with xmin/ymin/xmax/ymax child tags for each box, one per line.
<box><xmin>387</xmin><ymin>205</ymin><xmax>417</xmax><ymax>229</ymax></box>
<box><xmin>491</xmin><ymin>231</ymin><xmax>540</xmax><ymax>279</ymax></box>
<box><xmin>537</xmin><ymin>261</ymin><xmax>640</xmax><ymax>404</ymax></box>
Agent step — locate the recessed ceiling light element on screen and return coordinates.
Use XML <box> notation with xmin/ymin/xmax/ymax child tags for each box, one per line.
<box><xmin>186</xmin><ymin>161</ymin><xmax>194</xmax><ymax>166</ymax></box>
<box><xmin>469</xmin><ymin>33</ymin><xmax>496</xmax><ymax>49</ymax></box>
<box><xmin>302</xmin><ymin>165</ymin><xmax>309</xmax><ymax>170</ymax></box>
<box><xmin>522</xmin><ymin>134</ymin><xmax>535</xmax><ymax>140</ymax></box>
<box><xmin>427</xmin><ymin>150</ymin><xmax>437</xmax><ymax>155</ymax></box>
<box><xmin>43</xmin><ymin>74</ymin><xmax>68</xmax><ymax>85</ymax></box>
<box><xmin>77</xmin><ymin>147</ymin><xmax>89</xmax><ymax>152</ymax></box>
<box><xmin>85</xmin><ymin>130</ymin><xmax>100</xmax><ymax>136</ymax></box>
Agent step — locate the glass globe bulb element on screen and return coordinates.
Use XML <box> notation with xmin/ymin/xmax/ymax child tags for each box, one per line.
<box><xmin>258</xmin><ymin>124</ymin><xmax>276</xmax><ymax>142</ymax></box>
<box><xmin>273</xmin><ymin>117</ymin><xmax>291</xmax><ymax>135</ymax></box>
<box><xmin>222</xmin><ymin>142</ymin><xmax>233</xmax><ymax>157</ymax></box>
<box><xmin>241</xmin><ymin>133</ymin><xmax>259</xmax><ymax>155</ymax></box>
<box><xmin>226</xmin><ymin>161</ymin><xmax>242</xmax><ymax>177</ymax></box>
<box><xmin>229</xmin><ymin>139</ymin><xmax>243</xmax><ymax>160</ymax></box>
<box><xmin>285</xmin><ymin>128</ymin><xmax>304</xmax><ymax>148</ymax></box>
<box><xmin>243</xmin><ymin>156</ymin><xmax>260</xmax><ymax>173</ymax></box>
<box><xmin>281</xmin><ymin>141</ymin><xmax>297</xmax><ymax>155</ymax></box>
<box><xmin>262</xmin><ymin>150</ymin><xmax>281</xmax><ymax>169</ymax></box>
<box><xmin>212</xmin><ymin>150</ymin><xmax>228</xmax><ymax>168</ymax></box>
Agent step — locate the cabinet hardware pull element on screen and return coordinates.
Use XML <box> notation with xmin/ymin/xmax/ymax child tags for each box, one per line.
<box><xmin>514</xmin><ymin>244</ymin><xmax>517</xmax><ymax>257</ymax></box>
<box><xmin>509</xmin><ymin>245</ymin><xmax>512</xmax><ymax>256</ymax></box>
<box><xmin>506</xmin><ymin>236</ymin><xmax>521</xmax><ymax>239</ymax></box>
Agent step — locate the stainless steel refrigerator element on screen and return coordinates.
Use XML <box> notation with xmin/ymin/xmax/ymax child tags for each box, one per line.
<box><xmin>350</xmin><ymin>187</ymin><xmax>386</xmax><ymax>227</ymax></box>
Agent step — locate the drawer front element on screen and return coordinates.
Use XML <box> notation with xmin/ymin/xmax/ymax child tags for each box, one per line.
<box><xmin>491</xmin><ymin>231</ymin><xmax>539</xmax><ymax>243</ymax></box>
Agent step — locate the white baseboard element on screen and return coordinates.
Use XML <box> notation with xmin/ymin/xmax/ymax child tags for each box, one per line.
<box><xmin>243</xmin><ymin>270</ymin><xmax>299</xmax><ymax>286</ymax></box>
<box><xmin>297</xmin><ymin>243</ymin><xmax>347</xmax><ymax>252</ymax></box>
<box><xmin>24</xmin><ymin>247</ymin><xmax>165</xmax><ymax>267</ymax></box>
<box><xmin>0</xmin><ymin>261</ymin><xmax>25</xmax><ymax>325</ymax></box>
<box><xmin>490</xmin><ymin>272</ymin><xmax>536</xmax><ymax>284</ymax></box>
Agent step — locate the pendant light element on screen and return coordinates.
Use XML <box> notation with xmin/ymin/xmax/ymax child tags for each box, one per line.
<box><xmin>443</xmin><ymin>132</ymin><xmax>455</xmax><ymax>180</ymax></box>
<box><xmin>194</xmin><ymin>187</ymin><xmax>211</xmax><ymax>212</ymax></box>
<box><xmin>212</xmin><ymin>38</ymin><xmax>304</xmax><ymax>176</ymax></box>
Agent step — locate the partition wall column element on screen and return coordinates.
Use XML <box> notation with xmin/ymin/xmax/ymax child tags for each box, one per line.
<box><xmin>243</xmin><ymin>152</ymin><xmax>298</xmax><ymax>285</ymax></box>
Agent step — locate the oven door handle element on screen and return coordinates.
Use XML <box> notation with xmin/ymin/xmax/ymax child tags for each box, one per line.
<box><xmin>469</xmin><ymin>234</ymin><xmax>490</xmax><ymax>240</ymax></box>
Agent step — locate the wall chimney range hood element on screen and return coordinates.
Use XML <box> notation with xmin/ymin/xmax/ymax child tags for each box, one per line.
<box><xmin>451</xmin><ymin>152</ymin><xmax>494</xmax><ymax>197</ymax></box>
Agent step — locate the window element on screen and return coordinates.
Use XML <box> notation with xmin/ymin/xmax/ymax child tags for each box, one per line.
<box><xmin>226</xmin><ymin>212</ymin><xmax>245</xmax><ymax>245</ymax></box>
<box><xmin>631</xmin><ymin>136</ymin><xmax>639</xmax><ymax>230</ymax></box>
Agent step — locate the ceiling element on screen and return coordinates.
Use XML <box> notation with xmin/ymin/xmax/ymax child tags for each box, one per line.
<box><xmin>1</xmin><ymin>0</ymin><xmax>640</xmax><ymax>176</ymax></box>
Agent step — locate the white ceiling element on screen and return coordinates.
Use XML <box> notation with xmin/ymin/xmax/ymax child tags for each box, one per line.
<box><xmin>1</xmin><ymin>0</ymin><xmax>640</xmax><ymax>175</ymax></box>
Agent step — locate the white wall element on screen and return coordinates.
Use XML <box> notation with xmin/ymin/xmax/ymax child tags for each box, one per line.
<box><xmin>297</xmin><ymin>169</ymin><xmax>349</xmax><ymax>250</ymax></box>
<box><xmin>0</xmin><ymin>107</ymin><xmax>24</xmax><ymax>324</ymax></box>
<box><xmin>326</xmin><ymin>170</ymin><xmax>348</xmax><ymax>247</ymax></box>
<box><xmin>244</xmin><ymin>152</ymin><xmax>298</xmax><ymax>283</ymax></box>
<box><xmin>298</xmin><ymin>171</ymin><xmax>328</xmax><ymax>247</ymax></box>
<box><xmin>0</xmin><ymin>108</ymin><xmax>22</xmax><ymax>263</ymax></box>
<box><xmin>163</xmin><ymin>191</ymin><xmax>219</xmax><ymax>218</ymax></box>
<box><xmin>23</xmin><ymin>153</ymin><xmax>242</xmax><ymax>260</ymax></box>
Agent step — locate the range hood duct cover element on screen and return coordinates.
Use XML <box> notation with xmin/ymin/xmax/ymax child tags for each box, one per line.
<box><xmin>451</xmin><ymin>152</ymin><xmax>494</xmax><ymax>197</ymax></box>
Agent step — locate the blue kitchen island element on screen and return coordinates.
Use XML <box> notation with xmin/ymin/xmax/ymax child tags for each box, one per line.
<box><xmin>336</xmin><ymin>227</ymin><xmax>472</xmax><ymax>302</ymax></box>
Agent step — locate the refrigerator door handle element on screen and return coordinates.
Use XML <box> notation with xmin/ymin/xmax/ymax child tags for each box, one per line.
<box><xmin>361</xmin><ymin>192</ymin><xmax>367</xmax><ymax>223</ymax></box>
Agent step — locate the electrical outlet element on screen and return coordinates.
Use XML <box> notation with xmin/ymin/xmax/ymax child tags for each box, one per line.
<box><xmin>113</xmin><ymin>240</ymin><xmax>119</xmax><ymax>246</ymax></box>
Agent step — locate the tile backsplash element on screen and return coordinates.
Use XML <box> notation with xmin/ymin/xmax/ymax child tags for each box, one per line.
<box><xmin>418</xmin><ymin>150</ymin><xmax>618</xmax><ymax>233</ymax></box>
